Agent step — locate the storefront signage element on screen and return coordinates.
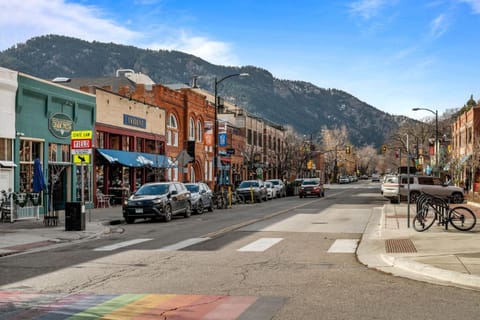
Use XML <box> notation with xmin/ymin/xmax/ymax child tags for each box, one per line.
<box><xmin>71</xmin><ymin>130</ymin><xmax>92</xmax><ymax>139</ymax></box>
<box><xmin>123</xmin><ymin>114</ymin><xmax>146</xmax><ymax>129</ymax></box>
<box><xmin>71</xmin><ymin>139</ymin><xmax>92</xmax><ymax>149</ymax></box>
<box><xmin>73</xmin><ymin>154</ymin><xmax>90</xmax><ymax>164</ymax></box>
<box><xmin>49</xmin><ymin>113</ymin><xmax>73</xmax><ymax>139</ymax></box>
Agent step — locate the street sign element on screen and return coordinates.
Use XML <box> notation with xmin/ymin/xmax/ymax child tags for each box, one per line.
<box><xmin>227</xmin><ymin>148</ymin><xmax>235</xmax><ymax>155</ymax></box>
<box><xmin>71</xmin><ymin>130</ymin><xmax>92</xmax><ymax>140</ymax></box>
<box><xmin>71</xmin><ymin>149</ymin><xmax>92</xmax><ymax>155</ymax></box>
<box><xmin>73</xmin><ymin>154</ymin><xmax>90</xmax><ymax>164</ymax></box>
<box><xmin>71</xmin><ymin>139</ymin><xmax>92</xmax><ymax>149</ymax></box>
<box><xmin>219</xmin><ymin>133</ymin><xmax>227</xmax><ymax>147</ymax></box>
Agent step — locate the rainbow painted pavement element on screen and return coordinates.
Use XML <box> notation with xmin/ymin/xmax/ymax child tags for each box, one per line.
<box><xmin>0</xmin><ymin>291</ymin><xmax>286</xmax><ymax>319</ymax></box>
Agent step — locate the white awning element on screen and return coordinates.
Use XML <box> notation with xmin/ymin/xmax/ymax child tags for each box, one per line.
<box><xmin>0</xmin><ymin>161</ymin><xmax>16</xmax><ymax>167</ymax></box>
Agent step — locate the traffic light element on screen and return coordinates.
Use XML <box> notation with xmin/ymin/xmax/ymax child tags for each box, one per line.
<box><xmin>345</xmin><ymin>146</ymin><xmax>351</xmax><ymax>154</ymax></box>
<box><xmin>382</xmin><ymin>145</ymin><xmax>387</xmax><ymax>153</ymax></box>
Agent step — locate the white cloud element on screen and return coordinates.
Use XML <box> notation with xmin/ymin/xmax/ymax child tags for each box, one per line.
<box><xmin>429</xmin><ymin>14</ymin><xmax>449</xmax><ymax>38</ymax></box>
<box><xmin>145</xmin><ymin>31</ymin><xmax>240</xmax><ymax>66</ymax></box>
<box><xmin>0</xmin><ymin>0</ymin><xmax>239</xmax><ymax>67</ymax></box>
<box><xmin>458</xmin><ymin>0</ymin><xmax>480</xmax><ymax>13</ymax></box>
<box><xmin>349</xmin><ymin>0</ymin><xmax>386</xmax><ymax>19</ymax></box>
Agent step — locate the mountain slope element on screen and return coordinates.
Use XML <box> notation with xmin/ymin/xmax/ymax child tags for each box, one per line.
<box><xmin>0</xmin><ymin>34</ymin><xmax>406</xmax><ymax>146</ymax></box>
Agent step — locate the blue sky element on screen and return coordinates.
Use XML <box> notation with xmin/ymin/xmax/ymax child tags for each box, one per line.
<box><xmin>1</xmin><ymin>0</ymin><xmax>479</xmax><ymax>119</ymax></box>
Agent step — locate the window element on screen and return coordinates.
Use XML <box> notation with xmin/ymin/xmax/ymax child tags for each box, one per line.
<box><xmin>196</xmin><ymin>120</ymin><xmax>202</xmax><ymax>142</ymax></box>
<box><xmin>0</xmin><ymin>138</ymin><xmax>13</xmax><ymax>161</ymax></box>
<box><xmin>189</xmin><ymin>117</ymin><xmax>195</xmax><ymax>141</ymax></box>
<box><xmin>247</xmin><ymin>129</ymin><xmax>252</xmax><ymax>145</ymax></box>
<box><xmin>168</xmin><ymin>114</ymin><xmax>178</xmax><ymax>146</ymax></box>
<box><xmin>19</xmin><ymin>140</ymin><xmax>43</xmax><ymax>192</ymax></box>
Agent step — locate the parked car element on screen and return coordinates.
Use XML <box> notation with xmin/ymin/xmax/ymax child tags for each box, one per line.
<box><xmin>371</xmin><ymin>174</ymin><xmax>381</xmax><ymax>182</ymax></box>
<box><xmin>299</xmin><ymin>179</ymin><xmax>324</xmax><ymax>198</ymax></box>
<box><xmin>338</xmin><ymin>176</ymin><xmax>350</xmax><ymax>184</ymax></box>
<box><xmin>236</xmin><ymin>180</ymin><xmax>267</xmax><ymax>203</ymax></box>
<box><xmin>123</xmin><ymin>182</ymin><xmax>192</xmax><ymax>224</ymax></box>
<box><xmin>381</xmin><ymin>174</ymin><xmax>397</xmax><ymax>195</ymax></box>
<box><xmin>265</xmin><ymin>181</ymin><xmax>277</xmax><ymax>200</ymax></box>
<box><xmin>266</xmin><ymin>179</ymin><xmax>287</xmax><ymax>197</ymax></box>
<box><xmin>184</xmin><ymin>182</ymin><xmax>214</xmax><ymax>214</ymax></box>
<box><xmin>382</xmin><ymin>175</ymin><xmax>465</xmax><ymax>204</ymax></box>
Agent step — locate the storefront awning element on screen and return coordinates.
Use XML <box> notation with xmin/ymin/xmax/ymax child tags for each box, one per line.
<box><xmin>96</xmin><ymin>148</ymin><xmax>175</xmax><ymax>168</ymax></box>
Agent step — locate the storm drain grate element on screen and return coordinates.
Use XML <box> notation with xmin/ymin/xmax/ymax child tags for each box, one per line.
<box><xmin>385</xmin><ymin>239</ymin><xmax>417</xmax><ymax>253</ymax></box>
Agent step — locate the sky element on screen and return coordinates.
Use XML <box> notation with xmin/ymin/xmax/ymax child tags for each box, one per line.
<box><xmin>1</xmin><ymin>0</ymin><xmax>480</xmax><ymax>119</ymax></box>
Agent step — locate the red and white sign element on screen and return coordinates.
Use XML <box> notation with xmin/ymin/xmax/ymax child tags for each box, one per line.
<box><xmin>71</xmin><ymin>139</ymin><xmax>92</xmax><ymax>149</ymax></box>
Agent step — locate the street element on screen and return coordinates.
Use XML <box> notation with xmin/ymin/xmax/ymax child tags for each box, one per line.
<box><xmin>1</xmin><ymin>181</ymin><xmax>480</xmax><ymax>319</ymax></box>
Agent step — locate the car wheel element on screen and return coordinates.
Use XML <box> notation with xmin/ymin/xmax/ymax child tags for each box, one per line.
<box><xmin>125</xmin><ymin>217</ymin><xmax>135</xmax><ymax>224</ymax></box>
<box><xmin>184</xmin><ymin>202</ymin><xmax>192</xmax><ymax>218</ymax></box>
<box><xmin>451</xmin><ymin>192</ymin><xmax>464</xmax><ymax>204</ymax></box>
<box><xmin>299</xmin><ymin>194</ymin><xmax>303</xmax><ymax>198</ymax></box>
<box><xmin>163</xmin><ymin>204</ymin><xmax>172</xmax><ymax>222</ymax></box>
<box><xmin>197</xmin><ymin>200</ymin><xmax>204</xmax><ymax>214</ymax></box>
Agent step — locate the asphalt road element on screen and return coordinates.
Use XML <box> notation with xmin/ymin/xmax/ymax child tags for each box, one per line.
<box><xmin>1</xmin><ymin>181</ymin><xmax>480</xmax><ymax>319</ymax></box>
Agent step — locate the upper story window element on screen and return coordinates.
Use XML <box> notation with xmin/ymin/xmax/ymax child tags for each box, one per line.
<box><xmin>189</xmin><ymin>117</ymin><xmax>195</xmax><ymax>141</ymax></box>
<box><xmin>196</xmin><ymin>120</ymin><xmax>202</xmax><ymax>142</ymax></box>
<box><xmin>167</xmin><ymin>114</ymin><xmax>178</xmax><ymax>147</ymax></box>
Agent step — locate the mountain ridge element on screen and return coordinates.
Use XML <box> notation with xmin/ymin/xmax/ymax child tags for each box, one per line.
<box><xmin>0</xmin><ymin>34</ymin><xmax>409</xmax><ymax>146</ymax></box>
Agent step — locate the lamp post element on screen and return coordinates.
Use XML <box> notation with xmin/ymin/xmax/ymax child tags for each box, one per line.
<box><xmin>213</xmin><ymin>72</ymin><xmax>249</xmax><ymax>191</ymax></box>
<box><xmin>412</xmin><ymin>107</ymin><xmax>438</xmax><ymax>176</ymax></box>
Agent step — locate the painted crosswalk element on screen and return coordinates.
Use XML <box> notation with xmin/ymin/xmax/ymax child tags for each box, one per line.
<box><xmin>327</xmin><ymin>239</ymin><xmax>359</xmax><ymax>253</ymax></box>
<box><xmin>0</xmin><ymin>291</ymin><xmax>285</xmax><ymax>319</ymax></box>
<box><xmin>237</xmin><ymin>237</ymin><xmax>283</xmax><ymax>252</ymax></box>
<box><xmin>94</xmin><ymin>238</ymin><xmax>153</xmax><ymax>251</ymax></box>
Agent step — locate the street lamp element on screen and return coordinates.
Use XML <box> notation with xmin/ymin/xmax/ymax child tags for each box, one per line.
<box><xmin>412</xmin><ymin>107</ymin><xmax>438</xmax><ymax>176</ymax></box>
<box><xmin>213</xmin><ymin>72</ymin><xmax>249</xmax><ymax>191</ymax></box>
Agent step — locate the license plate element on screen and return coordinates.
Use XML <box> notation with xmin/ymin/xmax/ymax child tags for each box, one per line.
<box><xmin>306</xmin><ymin>191</ymin><xmax>311</xmax><ymax>194</ymax></box>
<box><xmin>135</xmin><ymin>208</ymin><xmax>143</xmax><ymax>214</ymax></box>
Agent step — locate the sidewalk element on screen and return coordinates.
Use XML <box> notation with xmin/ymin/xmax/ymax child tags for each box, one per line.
<box><xmin>358</xmin><ymin>202</ymin><xmax>480</xmax><ymax>290</ymax></box>
<box><xmin>0</xmin><ymin>206</ymin><xmax>124</xmax><ymax>257</ymax></box>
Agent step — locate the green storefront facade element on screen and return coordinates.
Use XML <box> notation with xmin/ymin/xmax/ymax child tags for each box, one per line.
<box><xmin>15</xmin><ymin>73</ymin><xmax>96</xmax><ymax>215</ymax></box>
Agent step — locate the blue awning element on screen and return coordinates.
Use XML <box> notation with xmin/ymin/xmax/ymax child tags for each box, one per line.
<box><xmin>96</xmin><ymin>149</ymin><xmax>175</xmax><ymax>168</ymax></box>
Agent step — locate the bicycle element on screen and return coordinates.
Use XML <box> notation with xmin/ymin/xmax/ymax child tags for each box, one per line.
<box><xmin>413</xmin><ymin>193</ymin><xmax>476</xmax><ymax>232</ymax></box>
<box><xmin>213</xmin><ymin>190</ymin><xmax>228</xmax><ymax>209</ymax></box>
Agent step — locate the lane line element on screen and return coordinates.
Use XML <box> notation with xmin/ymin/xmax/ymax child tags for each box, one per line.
<box><xmin>237</xmin><ymin>238</ymin><xmax>283</xmax><ymax>252</ymax></box>
<box><xmin>327</xmin><ymin>239</ymin><xmax>359</xmax><ymax>253</ymax></box>
<box><xmin>158</xmin><ymin>238</ymin><xmax>210</xmax><ymax>251</ymax></box>
<box><xmin>94</xmin><ymin>238</ymin><xmax>153</xmax><ymax>251</ymax></box>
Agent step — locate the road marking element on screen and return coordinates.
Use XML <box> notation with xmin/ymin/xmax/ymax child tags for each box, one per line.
<box><xmin>238</xmin><ymin>238</ymin><xmax>283</xmax><ymax>252</ymax></box>
<box><xmin>327</xmin><ymin>239</ymin><xmax>359</xmax><ymax>253</ymax></box>
<box><xmin>94</xmin><ymin>238</ymin><xmax>153</xmax><ymax>251</ymax></box>
<box><xmin>158</xmin><ymin>238</ymin><xmax>210</xmax><ymax>251</ymax></box>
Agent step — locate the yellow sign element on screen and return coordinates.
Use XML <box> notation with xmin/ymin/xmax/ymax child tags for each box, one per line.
<box><xmin>73</xmin><ymin>154</ymin><xmax>90</xmax><ymax>164</ymax></box>
<box><xmin>71</xmin><ymin>130</ymin><xmax>92</xmax><ymax>140</ymax></box>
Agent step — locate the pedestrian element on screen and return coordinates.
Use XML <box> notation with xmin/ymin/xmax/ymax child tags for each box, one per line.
<box><xmin>465</xmin><ymin>177</ymin><xmax>470</xmax><ymax>194</ymax></box>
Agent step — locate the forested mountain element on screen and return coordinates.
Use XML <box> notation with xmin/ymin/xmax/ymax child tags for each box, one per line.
<box><xmin>0</xmin><ymin>35</ymin><xmax>411</xmax><ymax>146</ymax></box>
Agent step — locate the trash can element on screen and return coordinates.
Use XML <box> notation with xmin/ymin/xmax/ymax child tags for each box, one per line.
<box><xmin>65</xmin><ymin>201</ymin><xmax>85</xmax><ymax>231</ymax></box>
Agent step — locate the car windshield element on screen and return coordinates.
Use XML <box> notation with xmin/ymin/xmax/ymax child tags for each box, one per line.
<box><xmin>269</xmin><ymin>180</ymin><xmax>279</xmax><ymax>185</ymax></box>
<box><xmin>136</xmin><ymin>184</ymin><xmax>169</xmax><ymax>195</ymax></box>
<box><xmin>302</xmin><ymin>180</ymin><xmax>317</xmax><ymax>185</ymax></box>
<box><xmin>185</xmin><ymin>185</ymin><xmax>200</xmax><ymax>193</ymax></box>
<box><xmin>239</xmin><ymin>181</ymin><xmax>259</xmax><ymax>188</ymax></box>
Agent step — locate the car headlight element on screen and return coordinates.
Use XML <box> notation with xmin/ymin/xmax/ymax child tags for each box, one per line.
<box><xmin>152</xmin><ymin>198</ymin><xmax>164</xmax><ymax>204</ymax></box>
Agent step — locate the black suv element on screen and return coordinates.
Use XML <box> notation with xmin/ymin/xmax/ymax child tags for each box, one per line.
<box><xmin>123</xmin><ymin>182</ymin><xmax>191</xmax><ymax>224</ymax></box>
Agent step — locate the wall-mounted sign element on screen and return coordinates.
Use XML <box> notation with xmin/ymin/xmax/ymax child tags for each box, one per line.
<box><xmin>219</xmin><ymin>132</ymin><xmax>227</xmax><ymax>147</ymax></box>
<box><xmin>49</xmin><ymin>113</ymin><xmax>73</xmax><ymax>139</ymax></box>
<box><xmin>73</xmin><ymin>154</ymin><xmax>90</xmax><ymax>164</ymax></box>
<box><xmin>123</xmin><ymin>114</ymin><xmax>146</xmax><ymax>129</ymax></box>
<box><xmin>71</xmin><ymin>130</ymin><xmax>92</xmax><ymax>139</ymax></box>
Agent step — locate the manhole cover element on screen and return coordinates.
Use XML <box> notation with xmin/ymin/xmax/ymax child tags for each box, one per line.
<box><xmin>385</xmin><ymin>239</ymin><xmax>417</xmax><ymax>253</ymax></box>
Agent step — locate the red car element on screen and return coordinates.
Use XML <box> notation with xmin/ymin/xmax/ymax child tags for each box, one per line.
<box><xmin>299</xmin><ymin>179</ymin><xmax>324</xmax><ymax>198</ymax></box>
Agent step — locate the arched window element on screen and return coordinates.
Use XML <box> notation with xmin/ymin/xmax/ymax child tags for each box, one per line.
<box><xmin>196</xmin><ymin>120</ymin><xmax>202</xmax><ymax>142</ymax></box>
<box><xmin>189</xmin><ymin>117</ymin><xmax>195</xmax><ymax>141</ymax></box>
<box><xmin>167</xmin><ymin>114</ymin><xmax>178</xmax><ymax>146</ymax></box>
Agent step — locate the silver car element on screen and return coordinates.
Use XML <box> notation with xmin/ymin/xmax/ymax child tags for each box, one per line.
<box><xmin>266</xmin><ymin>179</ymin><xmax>286</xmax><ymax>198</ymax></box>
<box><xmin>383</xmin><ymin>175</ymin><xmax>464</xmax><ymax>203</ymax></box>
<box><xmin>184</xmin><ymin>182</ymin><xmax>214</xmax><ymax>214</ymax></box>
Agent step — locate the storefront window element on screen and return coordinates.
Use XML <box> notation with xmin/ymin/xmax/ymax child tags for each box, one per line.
<box><xmin>61</xmin><ymin>145</ymin><xmax>70</xmax><ymax>162</ymax></box>
<box><xmin>136</xmin><ymin>137</ymin><xmax>144</xmax><ymax>152</ymax></box>
<box><xmin>96</xmin><ymin>131</ymin><xmax>105</xmax><ymax>149</ymax></box>
<box><xmin>0</xmin><ymin>138</ymin><xmax>12</xmax><ymax>161</ymax></box>
<box><xmin>19</xmin><ymin>140</ymin><xmax>42</xmax><ymax>192</ymax></box>
<box><xmin>49</xmin><ymin>143</ymin><xmax>58</xmax><ymax>162</ymax></box>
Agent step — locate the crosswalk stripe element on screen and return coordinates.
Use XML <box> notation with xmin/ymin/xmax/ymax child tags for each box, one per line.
<box><xmin>327</xmin><ymin>239</ymin><xmax>359</xmax><ymax>253</ymax></box>
<box><xmin>158</xmin><ymin>238</ymin><xmax>210</xmax><ymax>251</ymax></box>
<box><xmin>94</xmin><ymin>238</ymin><xmax>153</xmax><ymax>251</ymax></box>
<box><xmin>238</xmin><ymin>238</ymin><xmax>283</xmax><ymax>252</ymax></box>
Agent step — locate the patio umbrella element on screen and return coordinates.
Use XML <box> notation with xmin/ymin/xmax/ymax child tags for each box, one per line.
<box><xmin>33</xmin><ymin>158</ymin><xmax>46</xmax><ymax>192</ymax></box>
